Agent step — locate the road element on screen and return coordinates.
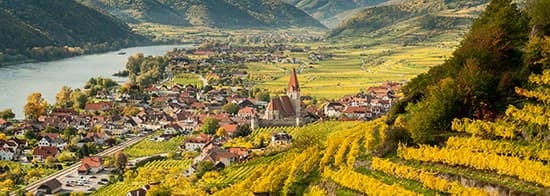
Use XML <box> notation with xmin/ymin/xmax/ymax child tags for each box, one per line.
<box><xmin>20</xmin><ymin>135</ymin><xmax>146</xmax><ymax>195</ymax></box>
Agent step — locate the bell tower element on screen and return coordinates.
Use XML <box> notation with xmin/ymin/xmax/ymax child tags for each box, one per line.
<box><xmin>287</xmin><ymin>68</ymin><xmax>301</xmax><ymax>119</ymax></box>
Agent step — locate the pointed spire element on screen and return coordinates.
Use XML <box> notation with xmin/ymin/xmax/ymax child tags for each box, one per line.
<box><xmin>288</xmin><ymin>68</ymin><xmax>299</xmax><ymax>92</ymax></box>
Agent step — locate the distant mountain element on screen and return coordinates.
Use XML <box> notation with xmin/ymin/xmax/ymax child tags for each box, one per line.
<box><xmin>78</xmin><ymin>0</ymin><xmax>326</xmax><ymax>29</ymax></box>
<box><xmin>0</xmin><ymin>0</ymin><xmax>144</xmax><ymax>54</ymax></box>
<box><xmin>76</xmin><ymin>0</ymin><xmax>190</xmax><ymax>26</ymax></box>
<box><xmin>329</xmin><ymin>0</ymin><xmax>489</xmax><ymax>38</ymax></box>
<box><xmin>284</xmin><ymin>0</ymin><xmax>390</xmax><ymax>28</ymax></box>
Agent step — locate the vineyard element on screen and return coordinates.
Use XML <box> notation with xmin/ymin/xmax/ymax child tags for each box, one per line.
<box><xmin>123</xmin><ymin>134</ymin><xmax>186</xmax><ymax>157</ymax></box>
<box><xmin>92</xmin><ymin>159</ymin><xmax>193</xmax><ymax>196</ymax></box>
<box><xmin>89</xmin><ymin>68</ymin><xmax>550</xmax><ymax>196</ymax></box>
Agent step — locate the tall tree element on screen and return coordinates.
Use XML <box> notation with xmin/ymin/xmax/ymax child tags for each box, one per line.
<box><xmin>55</xmin><ymin>86</ymin><xmax>73</xmax><ymax>108</ymax></box>
<box><xmin>24</xmin><ymin>92</ymin><xmax>48</xmax><ymax>120</ymax></box>
<box><xmin>70</xmin><ymin>89</ymin><xmax>88</xmax><ymax>109</ymax></box>
<box><xmin>114</xmin><ymin>152</ymin><xmax>128</xmax><ymax>171</ymax></box>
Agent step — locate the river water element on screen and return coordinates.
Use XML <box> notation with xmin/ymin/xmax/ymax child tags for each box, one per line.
<box><xmin>0</xmin><ymin>44</ymin><xmax>191</xmax><ymax>119</ymax></box>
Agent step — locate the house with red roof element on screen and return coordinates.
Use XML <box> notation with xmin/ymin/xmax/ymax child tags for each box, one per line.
<box><xmin>343</xmin><ymin>106</ymin><xmax>369</xmax><ymax>119</ymax></box>
<box><xmin>32</xmin><ymin>146</ymin><xmax>59</xmax><ymax>162</ymax></box>
<box><xmin>221</xmin><ymin>124</ymin><xmax>238</xmax><ymax>135</ymax></box>
<box><xmin>237</xmin><ymin>107</ymin><xmax>257</xmax><ymax>118</ymax></box>
<box><xmin>78</xmin><ymin>157</ymin><xmax>104</xmax><ymax>174</ymax></box>
<box><xmin>85</xmin><ymin>102</ymin><xmax>113</xmax><ymax>112</ymax></box>
<box><xmin>182</xmin><ymin>134</ymin><xmax>211</xmax><ymax>152</ymax></box>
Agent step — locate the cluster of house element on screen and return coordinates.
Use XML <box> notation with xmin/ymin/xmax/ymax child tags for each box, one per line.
<box><xmin>322</xmin><ymin>81</ymin><xmax>404</xmax><ymax>120</ymax></box>
<box><xmin>181</xmin><ymin>131</ymin><xmax>292</xmax><ymax>176</ymax></box>
<box><xmin>0</xmin><ymin>138</ymin><xmax>26</xmax><ymax>161</ymax></box>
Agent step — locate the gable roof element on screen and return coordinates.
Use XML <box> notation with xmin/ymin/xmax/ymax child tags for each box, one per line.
<box><xmin>40</xmin><ymin>179</ymin><xmax>62</xmax><ymax>190</ymax></box>
<box><xmin>85</xmin><ymin>102</ymin><xmax>113</xmax><ymax>111</ymax></box>
<box><xmin>267</xmin><ymin>96</ymin><xmax>296</xmax><ymax>118</ymax></box>
<box><xmin>238</xmin><ymin>107</ymin><xmax>257</xmax><ymax>114</ymax></box>
<box><xmin>33</xmin><ymin>146</ymin><xmax>58</xmax><ymax>158</ymax></box>
<box><xmin>79</xmin><ymin>157</ymin><xmax>103</xmax><ymax>172</ymax></box>
<box><xmin>221</xmin><ymin>124</ymin><xmax>238</xmax><ymax>133</ymax></box>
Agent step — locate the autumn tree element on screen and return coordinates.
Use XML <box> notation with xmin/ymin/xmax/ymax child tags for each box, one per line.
<box><xmin>216</xmin><ymin>127</ymin><xmax>227</xmax><ymax>137</ymax></box>
<box><xmin>55</xmin><ymin>86</ymin><xmax>73</xmax><ymax>108</ymax></box>
<box><xmin>0</xmin><ymin>109</ymin><xmax>15</xmax><ymax>120</ymax></box>
<box><xmin>70</xmin><ymin>89</ymin><xmax>88</xmax><ymax>109</ymax></box>
<box><xmin>24</xmin><ymin>92</ymin><xmax>48</xmax><ymax>120</ymax></box>
<box><xmin>114</xmin><ymin>152</ymin><xmax>129</xmax><ymax>171</ymax></box>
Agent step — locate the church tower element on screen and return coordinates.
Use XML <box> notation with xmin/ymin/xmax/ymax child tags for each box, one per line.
<box><xmin>287</xmin><ymin>68</ymin><xmax>301</xmax><ymax>119</ymax></box>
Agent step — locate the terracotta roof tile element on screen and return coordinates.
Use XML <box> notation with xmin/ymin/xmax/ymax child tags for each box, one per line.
<box><xmin>288</xmin><ymin>68</ymin><xmax>299</xmax><ymax>92</ymax></box>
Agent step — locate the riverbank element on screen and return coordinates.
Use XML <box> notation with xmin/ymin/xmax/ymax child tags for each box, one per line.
<box><xmin>0</xmin><ymin>44</ymin><xmax>193</xmax><ymax>119</ymax></box>
<box><xmin>0</xmin><ymin>41</ymin><xmax>193</xmax><ymax>67</ymax></box>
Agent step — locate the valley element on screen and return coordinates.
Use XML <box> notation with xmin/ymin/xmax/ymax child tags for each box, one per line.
<box><xmin>1</xmin><ymin>0</ymin><xmax>549</xmax><ymax>196</ymax></box>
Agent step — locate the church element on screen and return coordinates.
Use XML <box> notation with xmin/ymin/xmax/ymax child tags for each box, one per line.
<box><xmin>263</xmin><ymin>68</ymin><xmax>302</xmax><ymax>126</ymax></box>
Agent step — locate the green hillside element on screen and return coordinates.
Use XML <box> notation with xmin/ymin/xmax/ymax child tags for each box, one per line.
<box><xmin>329</xmin><ymin>0</ymin><xmax>489</xmax><ymax>39</ymax></box>
<box><xmin>78</xmin><ymin>0</ymin><xmax>326</xmax><ymax>29</ymax></box>
<box><xmin>284</xmin><ymin>0</ymin><xmax>389</xmax><ymax>27</ymax></box>
<box><xmin>0</xmin><ymin>0</ymin><xmax>145</xmax><ymax>63</ymax></box>
<box><xmin>76</xmin><ymin>0</ymin><xmax>190</xmax><ymax>26</ymax></box>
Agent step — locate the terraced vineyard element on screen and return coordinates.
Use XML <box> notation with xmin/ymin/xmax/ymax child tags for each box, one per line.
<box><xmin>92</xmin><ymin>159</ymin><xmax>192</xmax><ymax>195</ymax></box>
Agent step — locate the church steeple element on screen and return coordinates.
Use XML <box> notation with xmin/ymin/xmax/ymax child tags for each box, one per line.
<box><xmin>288</xmin><ymin>68</ymin><xmax>299</xmax><ymax>93</ymax></box>
<box><xmin>287</xmin><ymin>68</ymin><xmax>301</xmax><ymax>125</ymax></box>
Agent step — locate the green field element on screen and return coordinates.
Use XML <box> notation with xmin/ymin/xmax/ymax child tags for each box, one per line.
<box><xmin>123</xmin><ymin>133</ymin><xmax>186</xmax><ymax>158</ymax></box>
<box><xmin>168</xmin><ymin>73</ymin><xmax>203</xmax><ymax>88</ymax></box>
<box><xmin>251</xmin><ymin>43</ymin><xmax>456</xmax><ymax>99</ymax></box>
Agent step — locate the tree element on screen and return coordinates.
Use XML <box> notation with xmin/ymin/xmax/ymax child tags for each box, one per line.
<box><xmin>114</xmin><ymin>152</ymin><xmax>128</xmax><ymax>171</ymax></box>
<box><xmin>196</xmin><ymin>161</ymin><xmax>214</xmax><ymax>179</ymax></box>
<box><xmin>69</xmin><ymin>89</ymin><xmax>87</xmax><ymax>110</ymax></box>
<box><xmin>24</xmin><ymin>92</ymin><xmax>48</xmax><ymax>120</ymax></box>
<box><xmin>233</xmin><ymin>124</ymin><xmax>252</xmax><ymax>137</ymax></box>
<box><xmin>55</xmin><ymin>86</ymin><xmax>73</xmax><ymax>108</ymax></box>
<box><xmin>45</xmin><ymin>156</ymin><xmax>55</xmax><ymax>168</ymax></box>
<box><xmin>24</xmin><ymin>130</ymin><xmax>37</xmax><ymax>140</ymax></box>
<box><xmin>527</xmin><ymin>0</ymin><xmax>550</xmax><ymax>36</ymax></box>
<box><xmin>57</xmin><ymin>151</ymin><xmax>75</xmax><ymax>162</ymax></box>
<box><xmin>222</xmin><ymin>103</ymin><xmax>240</xmax><ymax>114</ymax></box>
<box><xmin>407</xmin><ymin>78</ymin><xmax>462</xmax><ymax>144</ymax></box>
<box><xmin>0</xmin><ymin>109</ymin><xmax>15</xmax><ymax>120</ymax></box>
<box><xmin>216</xmin><ymin>127</ymin><xmax>227</xmax><ymax>137</ymax></box>
<box><xmin>202</xmin><ymin>118</ymin><xmax>219</xmax><ymax>134</ymax></box>
<box><xmin>255</xmin><ymin>91</ymin><xmax>271</xmax><ymax>102</ymax></box>
<box><xmin>63</xmin><ymin>127</ymin><xmax>77</xmax><ymax>140</ymax></box>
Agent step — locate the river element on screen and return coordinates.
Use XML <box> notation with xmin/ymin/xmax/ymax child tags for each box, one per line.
<box><xmin>0</xmin><ymin>44</ymin><xmax>192</xmax><ymax>119</ymax></box>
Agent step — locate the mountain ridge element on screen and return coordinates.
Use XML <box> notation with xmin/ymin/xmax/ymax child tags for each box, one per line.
<box><xmin>0</xmin><ymin>0</ymin><xmax>145</xmax><ymax>63</ymax></box>
<box><xmin>78</xmin><ymin>0</ymin><xmax>327</xmax><ymax>29</ymax></box>
<box><xmin>329</xmin><ymin>0</ymin><xmax>489</xmax><ymax>38</ymax></box>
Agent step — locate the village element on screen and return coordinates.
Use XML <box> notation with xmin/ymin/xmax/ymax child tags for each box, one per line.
<box><xmin>0</xmin><ymin>43</ymin><xmax>403</xmax><ymax>195</ymax></box>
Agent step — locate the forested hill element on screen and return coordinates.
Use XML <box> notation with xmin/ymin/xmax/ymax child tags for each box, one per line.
<box><xmin>77</xmin><ymin>0</ymin><xmax>326</xmax><ymax>29</ymax></box>
<box><xmin>0</xmin><ymin>0</ymin><xmax>145</xmax><ymax>63</ymax></box>
<box><xmin>283</xmin><ymin>0</ymin><xmax>390</xmax><ymax>28</ymax></box>
<box><xmin>329</xmin><ymin>0</ymin><xmax>489</xmax><ymax>38</ymax></box>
